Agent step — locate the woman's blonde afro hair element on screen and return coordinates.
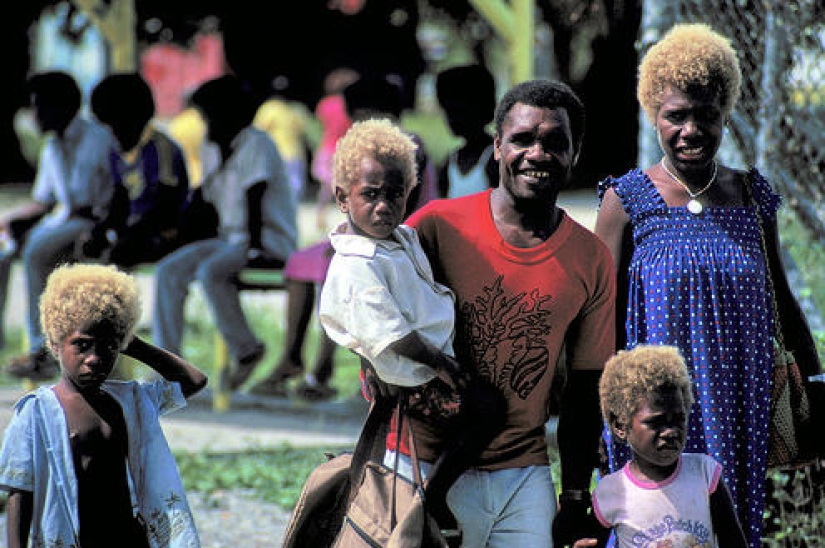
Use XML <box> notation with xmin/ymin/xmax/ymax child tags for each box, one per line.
<box><xmin>638</xmin><ymin>23</ymin><xmax>742</xmax><ymax>123</ymax></box>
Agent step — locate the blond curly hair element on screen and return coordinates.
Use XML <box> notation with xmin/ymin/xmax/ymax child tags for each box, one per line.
<box><xmin>638</xmin><ymin>23</ymin><xmax>742</xmax><ymax>123</ymax></box>
<box><xmin>332</xmin><ymin>118</ymin><xmax>418</xmax><ymax>194</ymax></box>
<box><xmin>41</xmin><ymin>263</ymin><xmax>141</xmax><ymax>354</ymax></box>
<box><xmin>599</xmin><ymin>345</ymin><xmax>695</xmax><ymax>433</ymax></box>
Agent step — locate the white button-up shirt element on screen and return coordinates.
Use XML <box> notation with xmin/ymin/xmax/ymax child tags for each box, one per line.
<box><xmin>320</xmin><ymin>224</ymin><xmax>456</xmax><ymax>386</ymax></box>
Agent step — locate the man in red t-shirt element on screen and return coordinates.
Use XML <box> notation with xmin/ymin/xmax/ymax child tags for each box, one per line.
<box><xmin>382</xmin><ymin>79</ymin><xmax>616</xmax><ymax>547</ymax></box>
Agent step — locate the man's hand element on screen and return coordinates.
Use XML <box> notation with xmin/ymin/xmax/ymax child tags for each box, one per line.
<box><xmin>552</xmin><ymin>491</ymin><xmax>598</xmax><ymax>548</ymax></box>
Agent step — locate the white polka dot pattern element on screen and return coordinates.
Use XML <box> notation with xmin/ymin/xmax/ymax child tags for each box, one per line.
<box><xmin>597</xmin><ymin>168</ymin><xmax>781</xmax><ymax>548</ymax></box>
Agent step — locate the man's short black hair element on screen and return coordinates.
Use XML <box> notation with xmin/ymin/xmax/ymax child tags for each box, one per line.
<box><xmin>190</xmin><ymin>74</ymin><xmax>258</xmax><ymax>126</ymax></box>
<box><xmin>91</xmin><ymin>72</ymin><xmax>155</xmax><ymax>128</ymax></box>
<box><xmin>493</xmin><ymin>79</ymin><xmax>585</xmax><ymax>154</ymax></box>
<box><xmin>27</xmin><ymin>70</ymin><xmax>82</xmax><ymax>119</ymax></box>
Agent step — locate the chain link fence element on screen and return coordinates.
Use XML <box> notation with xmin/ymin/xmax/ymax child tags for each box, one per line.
<box><xmin>637</xmin><ymin>0</ymin><xmax>824</xmax><ymax>240</ymax></box>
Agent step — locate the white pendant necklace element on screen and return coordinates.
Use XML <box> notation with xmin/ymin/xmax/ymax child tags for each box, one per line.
<box><xmin>660</xmin><ymin>157</ymin><xmax>718</xmax><ymax>215</ymax></box>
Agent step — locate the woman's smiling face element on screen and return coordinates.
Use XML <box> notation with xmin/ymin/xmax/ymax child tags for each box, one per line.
<box><xmin>656</xmin><ymin>84</ymin><xmax>726</xmax><ymax>177</ymax></box>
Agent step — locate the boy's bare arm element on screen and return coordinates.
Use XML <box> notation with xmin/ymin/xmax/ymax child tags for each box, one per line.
<box><xmin>7</xmin><ymin>489</ymin><xmax>33</xmax><ymax>548</ymax></box>
<box><xmin>388</xmin><ymin>331</ymin><xmax>468</xmax><ymax>392</ymax></box>
<box><xmin>122</xmin><ymin>335</ymin><xmax>208</xmax><ymax>398</ymax></box>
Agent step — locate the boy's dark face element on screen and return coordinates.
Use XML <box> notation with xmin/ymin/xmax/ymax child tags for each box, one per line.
<box><xmin>336</xmin><ymin>155</ymin><xmax>408</xmax><ymax>240</ymax></box>
<box><xmin>32</xmin><ymin>93</ymin><xmax>69</xmax><ymax>134</ymax></box>
<box><xmin>109</xmin><ymin>115</ymin><xmax>147</xmax><ymax>153</ymax></box>
<box><xmin>55</xmin><ymin>321</ymin><xmax>123</xmax><ymax>393</ymax></box>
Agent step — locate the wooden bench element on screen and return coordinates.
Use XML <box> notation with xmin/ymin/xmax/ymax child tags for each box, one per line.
<box><xmin>135</xmin><ymin>259</ymin><xmax>287</xmax><ymax>412</ymax></box>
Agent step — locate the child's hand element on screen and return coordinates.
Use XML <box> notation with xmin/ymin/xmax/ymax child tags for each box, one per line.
<box><xmin>572</xmin><ymin>539</ymin><xmax>599</xmax><ymax>548</ymax></box>
<box><xmin>121</xmin><ymin>334</ymin><xmax>140</xmax><ymax>355</ymax></box>
<box><xmin>360</xmin><ymin>356</ymin><xmax>398</xmax><ymax>402</ymax></box>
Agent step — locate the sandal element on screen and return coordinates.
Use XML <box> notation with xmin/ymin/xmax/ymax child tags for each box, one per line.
<box><xmin>228</xmin><ymin>342</ymin><xmax>267</xmax><ymax>390</ymax></box>
<box><xmin>8</xmin><ymin>348</ymin><xmax>60</xmax><ymax>380</ymax></box>
<box><xmin>295</xmin><ymin>379</ymin><xmax>338</xmax><ymax>402</ymax></box>
<box><xmin>249</xmin><ymin>360</ymin><xmax>303</xmax><ymax>397</ymax></box>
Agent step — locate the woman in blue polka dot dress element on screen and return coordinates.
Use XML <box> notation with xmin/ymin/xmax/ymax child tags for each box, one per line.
<box><xmin>594</xmin><ymin>24</ymin><xmax>821</xmax><ymax>548</ymax></box>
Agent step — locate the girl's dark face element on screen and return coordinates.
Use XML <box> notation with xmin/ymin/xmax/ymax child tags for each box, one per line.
<box><xmin>616</xmin><ymin>387</ymin><xmax>689</xmax><ymax>478</ymax></box>
<box><xmin>656</xmin><ymin>84</ymin><xmax>726</xmax><ymax>177</ymax></box>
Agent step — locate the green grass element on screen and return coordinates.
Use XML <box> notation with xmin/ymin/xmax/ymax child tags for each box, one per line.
<box><xmin>171</xmin><ymin>289</ymin><xmax>363</xmax><ymax>397</ymax></box>
<box><xmin>173</xmin><ymin>445</ymin><xmax>349</xmax><ymax>510</ymax></box>
<box><xmin>763</xmin><ymin>466</ymin><xmax>825</xmax><ymax>545</ymax></box>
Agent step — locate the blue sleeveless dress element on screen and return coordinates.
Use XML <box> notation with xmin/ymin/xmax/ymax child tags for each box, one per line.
<box><xmin>598</xmin><ymin>167</ymin><xmax>779</xmax><ymax>548</ymax></box>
